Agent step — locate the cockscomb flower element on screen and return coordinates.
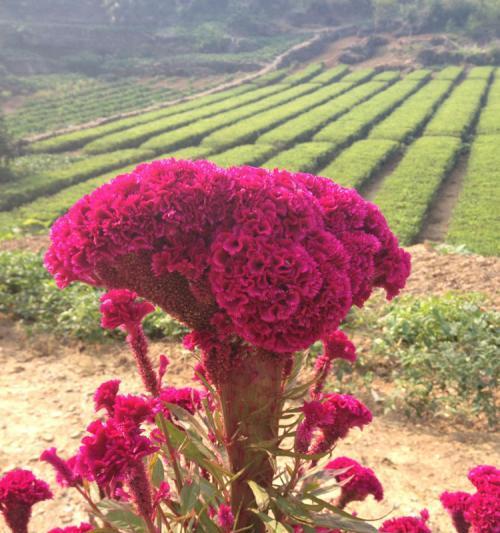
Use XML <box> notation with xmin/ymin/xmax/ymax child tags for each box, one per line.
<box><xmin>113</xmin><ymin>394</ymin><xmax>152</xmax><ymax>429</ymax></box>
<box><xmin>217</xmin><ymin>503</ymin><xmax>235</xmax><ymax>532</ymax></box>
<box><xmin>100</xmin><ymin>289</ymin><xmax>155</xmax><ymax>330</ymax></box>
<box><xmin>326</xmin><ymin>456</ymin><xmax>383</xmax><ymax>508</ymax></box>
<box><xmin>155</xmin><ymin>386</ymin><xmax>204</xmax><ymax>417</ymax></box>
<box><xmin>47</xmin><ymin>524</ymin><xmax>93</xmax><ymax>533</ymax></box>
<box><xmin>45</xmin><ymin>159</ymin><xmax>410</xmax><ymax>370</ymax></box>
<box><xmin>467</xmin><ymin>464</ymin><xmax>500</xmax><ymax>495</ymax></box>
<box><xmin>302</xmin><ymin>394</ymin><xmax>372</xmax><ymax>454</ymax></box>
<box><xmin>463</xmin><ymin>491</ymin><xmax>500</xmax><ymax>533</ymax></box>
<box><xmin>312</xmin><ymin>330</ymin><xmax>357</xmax><ymax>396</ymax></box>
<box><xmin>40</xmin><ymin>448</ymin><xmax>81</xmax><ymax>488</ymax></box>
<box><xmin>379</xmin><ymin>509</ymin><xmax>431</xmax><ymax>532</ymax></box>
<box><xmin>99</xmin><ymin>290</ymin><xmax>159</xmax><ymax>395</ymax></box>
<box><xmin>94</xmin><ymin>379</ymin><xmax>121</xmax><ymax>415</ymax></box>
<box><xmin>76</xmin><ymin>419</ymin><xmax>156</xmax><ymax>495</ymax></box>
<box><xmin>440</xmin><ymin>491</ymin><xmax>471</xmax><ymax>533</ymax></box>
<box><xmin>0</xmin><ymin>469</ymin><xmax>53</xmax><ymax>533</ymax></box>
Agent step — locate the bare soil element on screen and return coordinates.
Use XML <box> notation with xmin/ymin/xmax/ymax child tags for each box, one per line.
<box><xmin>0</xmin><ymin>241</ymin><xmax>498</xmax><ymax>532</ymax></box>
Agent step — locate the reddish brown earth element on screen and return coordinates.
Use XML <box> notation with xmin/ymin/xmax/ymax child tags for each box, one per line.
<box><xmin>0</xmin><ymin>239</ymin><xmax>498</xmax><ymax>532</ymax></box>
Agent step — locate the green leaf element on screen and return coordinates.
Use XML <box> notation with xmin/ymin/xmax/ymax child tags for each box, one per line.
<box><xmin>247</xmin><ymin>480</ymin><xmax>270</xmax><ymax>511</ymax></box>
<box><xmin>97</xmin><ymin>499</ymin><xmax>147</xmax><ymax>532</ymax></box>
<box><xmin>180</xmin><ymin>482</ymin><xmax>201</xmax><ymax>514</ymax></box>
<box><xmin>150</xmin><ymin>453</ymin><xmax>165</xmax><ymax>487</ymax></box>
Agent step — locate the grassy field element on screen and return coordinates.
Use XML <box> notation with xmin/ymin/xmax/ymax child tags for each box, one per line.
<box><xmin>1</xmin><ymin>64</ymin><xmax>499</xmax><ymax>256</ymax></box>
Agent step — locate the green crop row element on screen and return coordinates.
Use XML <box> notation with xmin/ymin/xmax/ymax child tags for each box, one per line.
<box><xmin>372</xmin><ymin>71</ymin><xmax>400</xmax><ymax>82</ymax></box>
<box><xmin>29</xmin><ymin>84</ymin><xmax>255</xmax><ymax>153</ymax></box>
<box><xmin>82</xmin><ymin>83</ymin><xmax>287</xmax><ymax>154</ymax></box>
<box><xmin>208</xmin><ymin>144</ymin><xmax>278</xmax><ymax>167</ymax></box>
<box><xmin>369</xmin><ymin>79</ymin><xmax>456</xmax><ymax>142</ymax></box>
<box><xmin>256</xmin><ymin>81</ymin><xmax>388</xmax><ymax>149</ymax></box>
<box><xmin>476</xmin><ymin>77</ymin><xmax>500</xmax><ymax>135</ymax></box>
<box><xmin>144</xmin><ymin>80</ymin><xmax>351</xmax><ymax>154</ymax></box>
<box><xmin>467</xmin><ymin>66</ymin><xmax>496</xmax><ymax>79</ymax></box>
<box><xmin>282</xmin><ymin>63</ymin><xmax>324</xmax><ymax>84</ymax></box>
<box><xmin>341</xmin><ymin>68</ymin><xmax>376</xmax><ymax>83</ymax></box>
<box><xmin>308</xmin><ymin>65</ymin><xmax>349</xmax><ymax>84</ymax></box>
<box><xmin>313</xmin><ymin>79</ymin><xmax>424</xmax><ymax>147</ymax></box>
<box><xmin>424</xmin><ymin>77</ymin><xmax>490</xmax><ymax>137</ymax></box>
<box><xmin>263</xmin><ymin>142</ymin><xmax>336</xmax><ymax>173</ymax></box>
<box><xmin>0</xmin><ymin>147</ymin><xmax>212</xmax><ymax>239</ymax></box>
<box><xmin>446</xmin><ymin>135</ymin><xmax>500</xmax><ymax>256</ymax></box>
<box><xmin>374</xmin><ymin>136</ymin><xmax>462</xmax><ymax>245</ymax></box>
<box><xmin>0</xmin><ymin>148</ymin><xmax>154</xmax><ymax>211</ymax></box>
<box><xmin>405</xmin><ymin>69</ymin><xmax>432</xmax><ymax>80</ymax></box>
<box><xmin>434</xmin><ymin>66</ymin><xmax>464</xmax><ymax>81</ymax></box>
<box><xmin>251</xmin><ymin>68</ymin><xmax>289</xmax><ymax>86</ymax></box>
<box><xmin>318</xmin><ymin>139</ymin><xmax>400</xmax><ymax>189</ymax></box>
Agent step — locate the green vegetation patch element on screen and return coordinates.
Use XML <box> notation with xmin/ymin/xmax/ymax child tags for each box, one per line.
<box><xmin>308</xmin><ymin>65</ymin><xmax>349</xmax><ymax>84</ymax></box>
<box><xmin>319</xmin><ymin>139</ymin><xmax>399</xmax><ymax>189</ymax></box>
<box><xmin>349</xmin><ymin>293</ymin><xmax>498</xmax><ymax>427</ymax></box>
<box><xmin>0</xmin><ymin>148</ymin><xmax>154</xmax><ymax>212</ymax></box>
<box><xmin>282</xmin><ymin>63</ymin><xmax>324</xmax><ymax>84</ymax></box>
<box><xmin>263</xmin><ymin>142</ymin><xmax>336</xmax><ymax>173</ymax></box>
<box><xmin>468</xmin><ymin>66</ymin><xmax>495</xmax><ymax>79</ymax></box>
<box><xmin>209</xmin><ymin>144</ymin><xmax>278</xmax><ymax>167</ymax></box>
<box><xmin>28</xmin><ymin>84</ymin><xmax>254</xmax><ymax>154</ymax></box>
<box><xmin>372</xmin><ymin>70</ymin><xmax>400</xmax><ymax>82</ymax></box>
<box><xmin>258</xmin><ymin>81</ymin><xmax>387</xmax><ymax>149</ymax></box>
<box><xmin>141</xmin><ymin>83</ymin><xmax>320</xmax><ymax>154</ymax></box>
<box><xmin>405</xmin><ymin>69</ymin><xmax>432</xmax><ymax>80</ymax></box>
<box><xmin>341</xmin><ymin>68</ymin><xmax>376</xmax><ymax>83</ymax></box>
<box><xmin>374</xmin><ymin>136</ymin><xmax>462</xmax><ymax>245</ymax></box>
<box><xmin>424</xmin><ymin>77</ymin><xmax>490</xmax><ymax>137</ymax></box>
<box><xmin>202</xmin><ymin>80</ymin><xmax>358</xmax><ymax>151</ymax></box>
<box><xmin>313</xmin><ymin>79</ymin><xmax>423</xmax><ymax>146</ymax></box>
<box><xmin>447</xmin><ymin>134</ymin><xmax>500</xmax><ymax>256</ymax></box>
<box><xmin>82</xmin><ymin>83</ymin><xmax>284</xmax><ymax>154</ymax></box>
<box><xmin>476</xmin><ymin>77</ymin><xmax>500</xmax><ymax>134</ymax></box>
<box><xmin>434</xmin><ymin>66</ymin><xmax>464</xmax><ymax>81</ymax></box>
<box><xmin>369</xmin><ymin>79</ymin><xmax>456</xmax><ymax>142</ymax></box>
<box><xmin>0</xmin><ymin>251</ymin><xmax>186</xmax><ymax>341</ymax></box>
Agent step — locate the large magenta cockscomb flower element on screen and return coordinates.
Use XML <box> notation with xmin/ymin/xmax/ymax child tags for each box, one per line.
<box><xmin>379</xmin><ymin>509</ymin><xmax>431</xmax><ymax>532</ymax></box>
<box><xmin>326</xmin><ymin>456</ymin><xmax>383</xmax><ymax>508</ymax></box>
<box><xmin>45</xmin><ymin>159</ymin><xmax>410</xmax><ymax>360</ymax></box>
<box><xmin>0</xmin><ymin>469</ymin><xmax>53</xmax><ymax>533</ymax></box>
<box><xmin>47</xmin><ymin>524</ymin><xmax>93</xmax><ymax>533</ymax></box>
<box><xmin>440</xmin><ymin>491</ymin><xmax>471</xmax><ymax>533</ymax></box>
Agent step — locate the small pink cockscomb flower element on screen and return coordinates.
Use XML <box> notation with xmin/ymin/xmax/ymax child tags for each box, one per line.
<box><xmin>217</xmin><ymin>503</ymin><xmax>234</xmax><ymax>532</ymax></box>
<box><xmin>40</xmin><ymin>448</ymin><xmax>81</xmax><ymax>488</ymax></box>
<box><xmin>0</xmin><ymin>469</ymin><xmax>53</xmax><ymax>533</ymax></box>
<box><xmin>296</xmin><ymin>393</ymin><xmax>372</xmax><ymax>455</ymax></box>
<box><xmin>325</xmin><ymin>456</ymin><xmax>383</xmax><ymax>508</ymax></box>
<box><xmin>379</xmin><ymin>509</ymin><xmax>431</xmax><ymax>532</ymax></box>
<box><xmin>100</xmin><ymin>289</ymin><xmax>155</xmax><ymax>330</ymax></box>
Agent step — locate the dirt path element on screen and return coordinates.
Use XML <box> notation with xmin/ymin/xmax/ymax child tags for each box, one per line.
<box><xmin>0</xmin><ymin>243</ymin><xmax>498</xmax><ymax>531</ymax></box>
<box><xmin>418</xmin><ymin>153</ymin><xmax>469</xmax><ymax>243</ymax></box>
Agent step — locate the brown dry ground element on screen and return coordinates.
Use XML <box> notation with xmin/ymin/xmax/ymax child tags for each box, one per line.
<box><xmin>0</xmin><ymin>240</ymin><xmax>498</xmax><ymax>532</ymax></box>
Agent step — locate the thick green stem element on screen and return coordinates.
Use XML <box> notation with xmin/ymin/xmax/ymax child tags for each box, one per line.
<box><xmin>218</xmin><ymin>349</ymin><xmax>285</xmax><ymax>532</ymax></box>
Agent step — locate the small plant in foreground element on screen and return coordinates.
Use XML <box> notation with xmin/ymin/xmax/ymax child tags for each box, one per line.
<box><xmin>0</xmin><ymin>159</ymin><xmax>497</xmax><ymax>532</ymax></box>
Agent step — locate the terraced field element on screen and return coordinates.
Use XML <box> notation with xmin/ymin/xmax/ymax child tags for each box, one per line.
<box><xmin>1</xmin><ymin>64</ymin><xmax>499</xmax><ymax>256</ymax></box>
